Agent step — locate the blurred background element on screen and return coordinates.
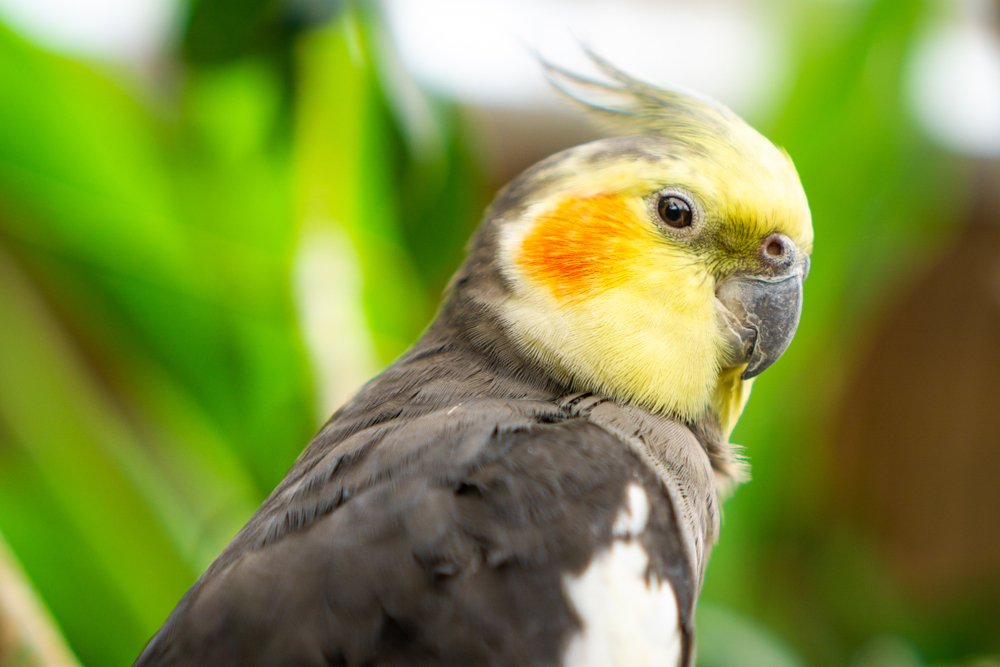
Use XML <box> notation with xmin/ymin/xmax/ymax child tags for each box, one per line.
<box><xmin>0</xmin><ymin>0</ymin><xmax>998</xmax><ymax>665</ymax></box>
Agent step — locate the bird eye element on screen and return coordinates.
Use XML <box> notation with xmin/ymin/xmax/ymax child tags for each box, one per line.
<box><xmin>657</xmin><ymin>195</ymin><xmax>693</xmax><ymax>228</ymax></box>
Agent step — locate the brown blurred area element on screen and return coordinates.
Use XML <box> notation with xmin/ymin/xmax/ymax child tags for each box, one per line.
<box><xmin>834</xmin><ymin>161</ymin><xmax>1000</xmax><ymax>609</ymax></box>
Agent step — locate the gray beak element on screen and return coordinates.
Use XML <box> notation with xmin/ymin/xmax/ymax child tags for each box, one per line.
<box><xmin>716</xmin><ymin>271</ymin><xmax>804</xmax><ymax>380</ymax></box>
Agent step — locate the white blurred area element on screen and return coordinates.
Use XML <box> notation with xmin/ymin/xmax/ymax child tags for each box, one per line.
<box><xmin>0</xmin><ymin>0</ymin><xmax>177</xmax><ymax>62</ymax></box>
<box><xmin>908</xmin><ymin>0</ymin><xmax>1000</xmax><ymax>157</ymax></box>
<box><xmin>380</xmin><ymin>0</ymin><xmax>791</xmax><ymax>120</ymax></box>
<box><xmin>376</xmin><ymin>0</ymin><xmax>795</xmax><ymax>181</ymax></box>
<box><xmin>0</xmin><ymin>0</ymin><xmax>995</xmax><ymax>157</ymax></box>
<box><xmin>379</xmin><ymin>0</ymin><xmax>1000</xmax><ymax>159</ymax></box>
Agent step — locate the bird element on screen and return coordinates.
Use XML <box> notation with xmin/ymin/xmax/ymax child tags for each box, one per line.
<box><xmin>134</xmin><ymin>54</ymin><xmax>813</xmax><ymax>667</ymax></box>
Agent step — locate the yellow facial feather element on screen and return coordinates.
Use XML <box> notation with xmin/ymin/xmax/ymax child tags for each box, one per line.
<box><xmin>504</xmin><ymin>188</ymin><xmax>723</xmax><ymax>419</ymax></box>
<box><xmin>494</xmin><ymin>67</ymin><xmax>812</xmax><ymax>428</ymax></box>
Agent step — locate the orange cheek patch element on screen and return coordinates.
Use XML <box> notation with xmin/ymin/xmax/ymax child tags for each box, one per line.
<box><xmin>516</xmin><ymin>193</ymin><xmax>648</xmax><ymax>301</ymax></box>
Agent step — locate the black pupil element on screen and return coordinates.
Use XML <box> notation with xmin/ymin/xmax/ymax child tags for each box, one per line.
<box><xmin>659</xmin><ymin>196</ymin><xmax>691</xmax><ymax>228</ymax></box>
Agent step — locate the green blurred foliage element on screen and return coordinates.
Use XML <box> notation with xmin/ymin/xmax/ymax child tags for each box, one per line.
<box><xmin>0</xmin><ymin>1</ymin><xmax>995</xmax><ymax>666</ymax></box>
<box><xmin>0</xmin><ymin>3</ymin><xmax>484</xmax><ymax>664</ymax></box>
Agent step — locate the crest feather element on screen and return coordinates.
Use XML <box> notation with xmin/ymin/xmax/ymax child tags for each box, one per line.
<box><xmin>540</xmin><ymin>49</ymin><xmax>748</xmax><ymax>151</ymax></box>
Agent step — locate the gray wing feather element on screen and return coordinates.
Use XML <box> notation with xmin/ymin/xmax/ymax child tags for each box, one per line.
<box><xmin>135</xmin><ymin>401</ymin><xmax>695</xmax><ymax>667</ymax></box>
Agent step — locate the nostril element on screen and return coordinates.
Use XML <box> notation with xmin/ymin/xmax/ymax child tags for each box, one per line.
<box><xmin>760</xmin><ymin>233</ymin><xmax>795</xmax><ymax>268</ymax></box>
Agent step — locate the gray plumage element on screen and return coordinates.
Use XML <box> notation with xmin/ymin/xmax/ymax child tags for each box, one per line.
<box><xmin>134</xmin><ymin>139</ymin><xmax>735</xmax><ymax>667</ymax></box>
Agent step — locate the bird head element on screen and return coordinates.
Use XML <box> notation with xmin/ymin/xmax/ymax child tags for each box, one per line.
<box><xmin>458</xmin><ymin>58</ymin><xmax>812</xmax><ymax>437</ymax></box>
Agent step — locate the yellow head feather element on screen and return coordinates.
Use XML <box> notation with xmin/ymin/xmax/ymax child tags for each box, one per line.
<box><xmin>492</xmin><ymin>57</ymin><xmax>812</xmax><ymax>436</ymax></box>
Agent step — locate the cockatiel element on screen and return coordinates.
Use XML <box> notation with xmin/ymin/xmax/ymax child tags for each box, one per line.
<box><xmin>135</xmin><ymin>56</ymin><xmax>812</xmax><ymax>667</ymax></box>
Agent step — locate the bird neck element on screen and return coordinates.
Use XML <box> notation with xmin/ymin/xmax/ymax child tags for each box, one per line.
<box><xmin>424</xmin><ymin>284</ymin><xmax>748</xmax><ymax>494</ymax></box>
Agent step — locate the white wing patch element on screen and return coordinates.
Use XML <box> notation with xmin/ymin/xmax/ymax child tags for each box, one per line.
<box><xmin>612</xmin><ymin>482</ymin><xmax>651</xmax><ymax>538</ymax></box>
<box><xmin>562</xmin><ymin>483</ymin><xmax>682</xmax><ymax>667</ymax></box>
